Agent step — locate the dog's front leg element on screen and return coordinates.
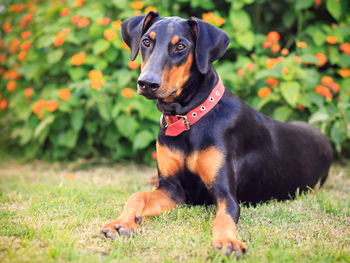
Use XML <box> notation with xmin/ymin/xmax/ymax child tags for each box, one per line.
<box><xmin>101</xmin><ymin>189</ymin><xmax>177</xmax><ymax>238</ymax></box>
<box><xmin>212</xmin><ymin>197</ymin><xmax>246</xmax><ymax>257</ymax></box>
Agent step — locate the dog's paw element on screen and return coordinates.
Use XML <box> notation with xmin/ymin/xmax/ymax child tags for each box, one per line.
<box><xmin>100</xmin><ymin>215</ymin><xmax>142</xmax><ymax>239</ymax></box>
<box><xmin>213</xmin><ymin>239</ymin><xmax>247</xmax><ymax>259</ymax></box>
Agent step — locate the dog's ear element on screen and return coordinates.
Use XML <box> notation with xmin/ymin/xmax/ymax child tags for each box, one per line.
<box><xmin>188</xmin><ymin>17</ymin><xmax>230</xmax><ymax>74</ymax></box>
<box><xmin>121</xmin><ymin>11</ymin><xmax>159</xmax><ymax>61</ymax></box>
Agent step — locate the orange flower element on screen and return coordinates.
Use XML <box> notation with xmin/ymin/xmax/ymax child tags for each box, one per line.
<box><xmin>131</xmin><ymin>1</ymin><xmax>144</xmax><ymax>9</ymax></box>
<box><xmin>3</xmin><ymin>70</ymin><xmax>21</xmax><ymax>80</ymax></box>
<box><xmin>6</xmin><ymin>80</ymin><xmax>16</xmax><ymax>92</ymax></box>
<box><xmin>19</xmin><ymin>13</ymin><xmax>34</xmax><ymax>28</ymax></box>
<box><xmin>237</xmin><ymin>69</ymin><xmax>245</xmax><ymax>77</ymax></box>
<box><xmin>74</xmin><ymin>0</ymin><xmax>85</xmax><ymax>7</ymax></box>
<box><xmin>266</xmin><ymin>31</ymin><xmax>280</xmax><ymax>42</ymax></box>
<box><xmin>297</xmin><ymin>41</ymin><xmax>307</xmax><ymax>48</ymax></box>
<box><xmin>281</xmin><ymin>48</ymin><xmax>289</xmax><ymax>56</ymax></box>
<box><xmin>340</xmin><ymin>43</ymin><xmax>350</xmax><ymax>55</ymax></box>
<box><xmin>91</xmin><ymin>79</ymin><xmax>104</xmax><ymax>90</ymax></box>
<box><xmin>321</xmin><ymin>76</ymin><xmax>334</xmax><ymax>86</ymax></box>
<box><xmin>202</xmin><ymin>12</ymin><xmax>215</xmax><ymax>23</ymax></box>
<box><xmin>33</xmin><ymin>99</ymin><xmax>46</xmax><ymax>114</ymax></box>
<box><xmin>58</xmin><ymin>88</ymin><xmax>71</xmax><ymax>101</ymax></box>
<box><xmin>10</xmin><ymin>38</ymin><xmax>20</xmax><ymax>54</ymax></box>
<box><xmin>59</xmin><ymin>28</ymin><xmax>70</xmax><ymax>36</ymax></box>
<box><xmin>258</xmin><ymin>87</ymin><xmax>272</xmax><ymax>98</ymax></box>
<box><xmin>315</xmin><ymin>85</ymin><xmax>332</xmax><ymax>99</ymax></box>
<box><xmin>25</xmin><ymin>87</ymin><xmax>34</xmax><ymax>98</ymax></box>
<box><xmin>104</xmin><ymin>29</ymin><xmax>117</xmax><ymax>41</ymax></box>
<box><xmin>293</xmin><ymin>56</ymin><xmax>302</xmax><ymax>63</ymax></box>
<box><xmin>77</xmin><ymin>17</ymin><xmax>90</xmax><ymax>28</ymax></box>
<box><xmin>71</xmin><ymin>15</ymin><xmax>80</xmax><ymax>24</ymax></box>
<box><xmin>270</xmin><ymin>43</ymin><xmax>280</xmax><ymax>53</ymax></box>
<box><xmin>0</xmin><ymin>54</ymin><xmax>6</xmax><ymax>63</ymax></box>
<box><xmin>46</xmin><ymin>100</ymin><xmax>59</xmax><ymax>112</ymax></box>
<box><xmin>0</xmin><ymin>93</ymin><xmax>2</xmax><ymax>100</ymax></box>
<box><xmin>314</xmin><ymin>0</ymin><xmax>321</xmax><ymax>9</ymax></box>
<box><xmin>0</xmin><ymin>99</ymin><xmax>8</xmax><ymax>110</ymax></box>
<box><xmin>112</xmin><ymin>20</ymin><xmax>122</xmax><ymax>30</ymax></box>
<box><xmin>121</xmin><ymin>88</ymin><xmax>134</xmax><ymax>98</ymax></box>
<box><xmin>20</xmin><ymin>41</ymin><xmax>32</xmax><ymax>50</ymax></box>
<box><xmin>60</xmin><ymin>8</ymin><xmax>71</xmax><ymax>17</ymax></box>
<box><xmin>144</xmin><ymin>6</ymin><xmax>158</xmax><ymax>13</ymax></box>
<box><xmin>97</xmin><ymin>17</ymin><xmax>110</xmax><ymax>26</ymax></box>
<box><xmin>245</xmin><ymin>63</ymin><xmax>254</xmax><ymax>72</ymax></box>
<box><xmin>265</xmin><ymin>77</ymin><xmax>279</xmax><ymax>87</ymax></box>
<box><xmin>71</xmin><ymin>52</ymin><xmax>86</xmax><ymax>66</ymax></box>
<box><xmin>338</xmin><ymin>68</ymin><xmax>350</xmax><ymax>78</ymax></box>
<box><xmin>54</xmin><ymin>34</ymin><xmax>65</xmax><ymax>47</ymax></box>
<box><xmin>3</xmin><ymin>22</ymin><xmax>12</xmax><ymax>34</ymax></box>
<box><xmin>282</xmin><ymin>67</ymin><xmax>289</xmax><ymax>74</ymax></box>
<box><xmin>315</xmin><ymin>53</ymin><xmax>327</xmax><ymax>67</ymax></box>
<box><xmin>326</xmin><ymin>36</ymin><xmax>338</xmax><ymax>44</ymax></box>
<box><xmin>330</xmin><ymin>83</ymin><xmax>340</xmax><ymax>93</ymax></box>
<box><xmin>89</xmin><ymin>69</ymin><xmax>103</xmax><ymax>80</ymax></box>
<box><xmin>21</xmin><ymin>30</ymin><xmax>31</xmax><ymax>39</ymax></box>
<box><xmin>128</xmin><ymin>60</ymin><xmax>140</xmax><ymax>70</ymax></box>
<box><xmin>122</xmin><ymin>41</ymin><xmax>130</xmax><ymax>50</ymax></box>
<box><xmin>265</xmin><ymin>58</ymin><xmax>279</xmax><ymax>69</ymax></box>
<box><xmin>214</xmin><ymin>17</ymin><xmax>225</xmax><ymax>27</ymax></box>
<box><xmin>18</xmin><ymin>51</ymin><xmax>27</xmax><ymax>61</ymax></box>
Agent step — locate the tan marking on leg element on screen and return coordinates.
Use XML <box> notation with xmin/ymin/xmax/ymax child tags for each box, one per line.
<box><xmin>157</xmin><ymin>141</ymin><xmax>185</xmax><ymax>177</ymax></box>
<box><xmin>171</xmin><ymin>35</ymin><xmax>179</xmax><ymax>45</ymax></box>
<box><xmin>186</xmin><ymin>146</ymin><xmax>223</xmax><ymax>186</ymax></box>
<box><xmin>102</xmin><ymin>189</ymin><xmax>176</xmax><ymax>234</ymax></box>
<box><xmin>161</xmin><ymin>53</ymin><xmax>193</xmax><ymax>103</ymax></box>
<box><xmin>212</xmin><ymin>201</ymin><xmax>246</xmax><ymax>253</ymax></box>
<box><xmin>149</xmin><ymin>31</ymin><xmax>156</xmax><ymax>40</ymax></box>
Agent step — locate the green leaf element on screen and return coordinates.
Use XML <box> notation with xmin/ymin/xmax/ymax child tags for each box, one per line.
<box><xmin>47</xmin><ymin>49</ymin><xmax>64</xmax><ymax>64</ymax></box>
<box><xmin>300</xmin><ymin>54</ymin><xmax>319</xmax><ymax>64</ymax></box>
<box><xmin>97</xmin><ymin>100</ymin><xmax>112</xmax><ymax>122</ymax></box>
<box><xmin>68</xmin><ymin>67</ymin><xmax>86</xmax><ymax>81</ymax></box>
<box><xmin>71</xmin><ymin>109</ymin><xmax>84</xmax><ymax>132</ymax></box>
<box><xmin>280</xmin><ymin>81</ymin><xmax>300</xmax><ymax>107</ymax></box>
<box><xmin>309</xmin><ymin>112</ymin><xmax>329</xmax><ymax>123</ymax></box>
<box><xmin>236</xmin><ymin>31</ymin><xmax>255</xmax><ymax>51</ymax></box>
<box><xmin>295</xmin><ymin>0</ymin><xmax>313</xmax><ymax>10</ymax></box>
<box><xmin>328</xmin><ymin>46</ymin><xmax>340</xmax><ymax>64</ymax></box>
<box><xmin>229</xmin><ymin>10</ymin><xmax>251</xmax><ymax>29</ymax></box>
<box><xmin>133</xmin><ymin>130</ymin><xmax>154</xmax><ymax>151</ymax></box>
<box><xmin>326</xmin><ymin>0</ymin><xmax>341</xmax><ymax>20</ymax></box>
<box><xmin>330</xmin><ymin>120</ymin><xmax>347</xmax><ymax>152</ymax></box>
<box><xmin>115</xmin><ymin>115</ymin><xmax>138</xmax><ymax>139</ymax></box>
<box><xmin>93</xmin><ymin>39</ymin><xmax>110</xmax><ymax>55</ymax></box>
<box><xmin>306</xmin><ymin>26</ymin><xmax>326</xmax><ymax>46</ymax></box>
<box><xmin>34</xmin><ymin>116</ymin><xmax>55</xmax><ymax>138</ymax></box>
<box><xmin>58</xmin><ymin>129</ymin><xmax>78</xmax><ymax>148</ymax></box>
<box><xmin>273</xmin><ymin>106</ymin><xmax>293</xmax><ymax>122</ymax></box>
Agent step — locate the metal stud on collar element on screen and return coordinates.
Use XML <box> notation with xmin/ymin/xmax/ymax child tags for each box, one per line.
<box><xmin>215</xmin><ymin>91</ymin><xmax>220</xmax><ymax>96</ymax></box>
<box><xmin>209</xmin><ymin>97</ymin><xmax>214</xmax><ymax>102</ymax></box>
<box><xmin>201</xmin><ymin>106</ymin><xmax>206</xmax><ymax>111</ymax></box>
<box><xmin>192</xmin><ymin>112</ymin><xmax>197</xmax><ymax>117</ymax></box>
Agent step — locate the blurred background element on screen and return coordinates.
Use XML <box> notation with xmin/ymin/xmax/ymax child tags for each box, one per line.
<box><xmin>0</xmin><ymin>0</ymin><xmax>349</xmax><ymax>164</ymax></box>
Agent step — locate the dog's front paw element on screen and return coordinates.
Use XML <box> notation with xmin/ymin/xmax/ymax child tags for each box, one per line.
<box><xmin>213</xmin><ymin>239</ymin><xmax>247</xmax><ymax>258</ymax></box>
<box><xmin>100</xmin><ymin>215</ymin><xmax>142</xmax><ymax>239</ymax></box>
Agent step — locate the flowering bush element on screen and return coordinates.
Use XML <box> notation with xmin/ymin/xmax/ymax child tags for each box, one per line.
<box><xmin>0</xmin><ymin>0</ymin><xmax>349</xmax><ymax>161</ymax></box>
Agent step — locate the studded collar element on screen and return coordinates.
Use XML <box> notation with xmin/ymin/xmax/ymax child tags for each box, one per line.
<box><xmin>160</xmin><ymin>78</ymin><xmax>225</xmax><ymax>136</ymax></box>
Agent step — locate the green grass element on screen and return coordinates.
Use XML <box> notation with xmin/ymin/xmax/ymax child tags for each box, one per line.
<box><xmin>0</xmin><ymin>160</ymin><xmax>349</xmax><ymax>263</ymax></box>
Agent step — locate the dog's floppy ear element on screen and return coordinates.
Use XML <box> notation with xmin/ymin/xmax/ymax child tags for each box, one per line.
<box><xmin>188</xmin><ymin>17</ymin><xmax>230</xmax><ymax>74</ymax></box>
<box><xmin>121</xmin><ymin>11</ymin><xmax>159</xmax><ymax>61</ymax></box>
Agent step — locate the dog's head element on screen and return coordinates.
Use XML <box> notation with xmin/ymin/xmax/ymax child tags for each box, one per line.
<box><xmin>121</xmin><ymin>12</ymin><xmax>230</xmax><ymax>101</ymax></box>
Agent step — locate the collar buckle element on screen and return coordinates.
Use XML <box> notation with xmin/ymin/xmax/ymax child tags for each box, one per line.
<box><xmin>176</xmin><ymin>115</ymin><xmax>190</xmax><ymax>131</ymax></box>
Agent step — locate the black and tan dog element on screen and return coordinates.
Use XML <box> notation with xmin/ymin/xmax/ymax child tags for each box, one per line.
<box><xmin>101</xmin><ymin>12</ymin><xmax>333</xmax><ymax>257</ymax></box>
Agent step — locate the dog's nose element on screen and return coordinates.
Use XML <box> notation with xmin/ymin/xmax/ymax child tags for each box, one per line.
<box><xmin>137</xmin><ymin>76</ymin><xmax>160</xmax><ymax>92</ymax></box>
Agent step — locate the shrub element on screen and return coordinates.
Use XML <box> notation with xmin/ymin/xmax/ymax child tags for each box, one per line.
<box><xmin>0</xmin><ymin>0</ymin><xmax>349</xmax><ymax>162</ymax></box>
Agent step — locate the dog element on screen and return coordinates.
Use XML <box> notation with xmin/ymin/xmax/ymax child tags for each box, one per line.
<box><xmin>101</xmin><ymin>11</ymin><xmax>333</xmax><ymax>257</ymax></box>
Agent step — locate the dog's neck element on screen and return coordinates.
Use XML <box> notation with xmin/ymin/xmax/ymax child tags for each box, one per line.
<box><xmin>156</xmin><ymin>67</ymin><xmax>219</xmax><ymax>115</ymax></box>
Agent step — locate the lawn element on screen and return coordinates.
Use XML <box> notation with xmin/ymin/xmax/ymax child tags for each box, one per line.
<box><xmin>0</xmin><ymin>159</ymin><xmax>349</xmax><ymax>263</ymax></box>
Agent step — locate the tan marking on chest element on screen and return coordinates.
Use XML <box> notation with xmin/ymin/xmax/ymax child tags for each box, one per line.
<box><xmin>186</xmin><ymin>146</ymin><xmax>224</xmax><ymax>186</ymax></box>
<box><xmin>157</xmin><ymin>141</ymin><xmax>185</xmax><ymax>177</ymax></box>
<box><xmin>162</xmin><ymin>53</ymin><xmax>193</xmax><ymax>103</ymax></box>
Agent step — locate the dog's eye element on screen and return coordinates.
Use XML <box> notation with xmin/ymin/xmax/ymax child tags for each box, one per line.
<box><xmin>142</xmin><ymin>38</ymin><xmax>151</xmax><ymax>47</ymax></box>
<box><xmin>176</xmin><ymin>43</ymin><xmax>185</xmax><ymax>51</ymax></box>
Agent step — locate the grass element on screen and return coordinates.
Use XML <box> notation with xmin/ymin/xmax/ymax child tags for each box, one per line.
<box><xmin>0</xmin><ymin>160</ymin><xmax>349</xmax><ymax>263</ymax></box>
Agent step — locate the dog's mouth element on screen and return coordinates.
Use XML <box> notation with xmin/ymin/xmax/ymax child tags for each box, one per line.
<box><xmin>139</xmin><ymin>87</ymin><xmax>178</xmax><ymax>101</ymax></box>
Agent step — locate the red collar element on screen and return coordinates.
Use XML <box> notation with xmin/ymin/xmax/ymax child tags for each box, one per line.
<box><xmin>161</xmin><ymin>78</ymin><xmax>225</xmax><ymax>137</ymax></box>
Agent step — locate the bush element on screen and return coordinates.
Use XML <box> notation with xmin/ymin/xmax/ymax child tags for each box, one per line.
<box><xmin>0</xmin><ymin>0</ymin><xmax>349</xmax><ymax>162</ymax></box>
